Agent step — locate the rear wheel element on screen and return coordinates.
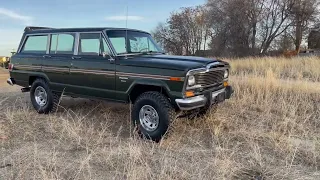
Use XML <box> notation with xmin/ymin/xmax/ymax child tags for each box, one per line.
<box><xmin>132</xmin><ymin>91</ymin><xmax>175</xmax><ymax>142</ymax></box>
<box><xmin>30</xmin><ymin>79</ymin><xmax>61</xmax><ymax>114</ymax></box>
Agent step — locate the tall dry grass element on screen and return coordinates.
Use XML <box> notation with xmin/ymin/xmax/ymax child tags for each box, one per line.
<box><xmin>230</xmin><ymin>56</ymin><xmax>320</xmax><ymax>82</ymax></box>
<box><xmin>1</xmin><ymin>57</ymin><xmax>320</xmax><ymax>179</ymax></box>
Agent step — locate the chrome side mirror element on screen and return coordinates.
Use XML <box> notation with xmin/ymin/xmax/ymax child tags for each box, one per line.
<box><xmin>102</xmin><ymin>52</ymin><xmax>108</xmax><ymax>58</ymax></box>
<box><xmin>102</xmin><ymin>52</ymin><xmax>115</xmax><ymax>63</ymax></box>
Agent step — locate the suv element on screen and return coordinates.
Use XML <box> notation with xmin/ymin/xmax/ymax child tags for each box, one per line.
<box><xmin>7</xmin><ymin>26</ymin><xmax>233</xmax><ymax>142</ymax></box>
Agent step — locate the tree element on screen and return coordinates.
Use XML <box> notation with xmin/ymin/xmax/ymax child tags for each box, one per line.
<box><xmin>152</xmin><ymin>6</ymin><xmax>211</xmax><ymax>55</ymax></box>
<box><xmin>258</xmin><ymin>0</ymin><xmax>295</xmax><ymax>54</ymax></box>
<box><xmin>290</xmin><ymin>0</ymin><xmax>319</xmax><ymax>52</ymax></box>
<box><xmin>207</xmin><ymin>0</ymin><xmax>253</xmax><ymax>57</ymax></box>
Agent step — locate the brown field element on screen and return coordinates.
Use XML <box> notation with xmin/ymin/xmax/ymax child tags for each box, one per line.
<box><xmin>1</xmin><ymin>57</ymin><xmax>320</xmax><ymax>179</ymax></box>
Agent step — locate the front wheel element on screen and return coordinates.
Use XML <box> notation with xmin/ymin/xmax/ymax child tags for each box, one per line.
<box><xmin>132</xmin><ymin>91</ymin><xmax>175</xmax><ymax>142</ymax></box>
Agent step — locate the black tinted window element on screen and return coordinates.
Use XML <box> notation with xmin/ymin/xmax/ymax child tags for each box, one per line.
<box><xmin>21</xmin><ymin>35</ymin><xmax>48</xmax><ymax>54</ymax></box>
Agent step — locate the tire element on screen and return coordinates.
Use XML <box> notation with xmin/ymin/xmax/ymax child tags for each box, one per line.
<box><xmin>30</xmin><ymin>79</ymin><xmax>61</xmax><ymax>114</ymax></box>
<box><xmin>132</xmin><ymin>91</ymin><xmax>175</xmax><ymax>142</ymax></box>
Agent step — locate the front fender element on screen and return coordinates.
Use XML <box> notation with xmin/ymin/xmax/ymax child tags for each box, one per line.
<box><xmin>127</xmin><ymin>79</ymin><xmax>171</xmax><ymax>95</ymax></box>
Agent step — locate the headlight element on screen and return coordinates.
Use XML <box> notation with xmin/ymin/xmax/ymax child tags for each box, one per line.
<box><xmin>224</xmin><ymin>70</ymin><xmax>229</xmax><ymax>79</ymax></box>
<box><xmin>188</xmin><ymin>75</ymin><xmax>196</xmax><ymax>86</ymax></box>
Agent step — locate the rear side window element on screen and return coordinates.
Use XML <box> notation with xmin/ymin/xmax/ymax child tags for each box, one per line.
<box><xmin>50</xmin><ymin>34</ymin><xmax>75</xmax><ymax>54</ymax></box>
<box><xmin>21</xmin><ymin>35</ymin><xmax>48</xmax><ymax>54</ymax></box>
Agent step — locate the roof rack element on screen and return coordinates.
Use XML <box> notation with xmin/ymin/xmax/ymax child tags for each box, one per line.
<box><xmin>24</xmin><ymin>26</ymin><xmax>54</xmax><ymax>32</ymax></box>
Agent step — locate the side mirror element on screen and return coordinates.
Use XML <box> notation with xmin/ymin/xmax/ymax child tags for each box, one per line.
<box><xmin>102</xmin><ymin>52</ymin><xmax>115</xmax><ymax>63</ymax></box>
<box><xmin>102</xmin><ymin>52</ymin><xmax>108</xmax><ymax>58</ymax></box>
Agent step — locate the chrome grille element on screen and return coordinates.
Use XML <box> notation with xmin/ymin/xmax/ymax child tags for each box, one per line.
<box><xmin>194</xmin><ymin>69</ymin><xmax>225</xmax><ymax>87</ymax></box>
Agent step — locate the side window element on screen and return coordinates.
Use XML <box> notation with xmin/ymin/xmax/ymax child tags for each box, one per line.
<box><xmin>21</xmin><ymin>35</ymin><xmax>48</xmax><ymax>54</ymax></box>
<box><xmin>109</xmin><ymin>37</ymin><xmax>126</xmax><ymax>54</ymax></box>
<box><xmin>50</xmin><ymin>34</ymin><xmax>75</xmax><ymax>54</ymax></box>
<box><xmin>79</xmin><ymin>33</ymin><xmax>111</xmax><ymax>56</ymax></box>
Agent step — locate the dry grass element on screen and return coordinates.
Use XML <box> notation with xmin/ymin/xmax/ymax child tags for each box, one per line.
<box><xmin>230</xmin><ymin>56</ymin><xmax>320</xmax><ymax>82</ymax></box>
<box><xmin>1</xmin><ymin>57</ymin><xmax>320</xmax><ymax>179</ymax></box>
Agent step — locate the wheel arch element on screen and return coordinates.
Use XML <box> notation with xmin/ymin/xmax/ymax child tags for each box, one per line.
<box><xmin>128</xmin><ymin>80</ymin><xmax>172</xmax><ymax>103</ymax></box>
<box><xmin>28</xmin><ymin>72</ymin><xmax>50</xmax><ymax>86</ymax></box>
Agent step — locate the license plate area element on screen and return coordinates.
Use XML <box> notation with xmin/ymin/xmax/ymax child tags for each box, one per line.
<box><xmin>211</xmin><ymin>89</ymin><xmax>226</xmax><ymax>103</ymax></box>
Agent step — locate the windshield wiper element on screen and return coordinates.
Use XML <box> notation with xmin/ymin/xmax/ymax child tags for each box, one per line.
<box><xmin>140</xmin><ymin>51</ymin><xmax>164</xmax><ymax>55</ymax></box>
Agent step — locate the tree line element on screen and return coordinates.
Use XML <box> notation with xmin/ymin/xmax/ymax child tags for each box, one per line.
<box><xmin>152</xmin><ymin>0</ymin><xmax>320</xmax><ymax>57</ymax></box>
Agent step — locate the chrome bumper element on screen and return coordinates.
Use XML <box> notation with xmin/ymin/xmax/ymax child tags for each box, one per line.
<box><xmin>175</xmin><ymin>87</ymin><xmax>233</xmax><ymax>111</ymax></box>
<box><xmin>7</xmin><ymin>78</ymin><xmax>14</xmax><ymax>86</ymax></box>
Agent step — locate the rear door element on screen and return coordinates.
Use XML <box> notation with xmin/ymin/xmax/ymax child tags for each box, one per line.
<box><xmin>68</xmin><ymin>32</ymin><xmax>116</xmax><ymax>100</ymax></box>
<box><xmin>43</xmin><ymin>33</ymin><xmax>75</xmax><ymax>92</ymax></box>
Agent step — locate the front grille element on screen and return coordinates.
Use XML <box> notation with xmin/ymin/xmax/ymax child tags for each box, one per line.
<box><xmin>194</xmin><ymin>69</ymin><xmax>225</xmax><ymax>88</ymax></box>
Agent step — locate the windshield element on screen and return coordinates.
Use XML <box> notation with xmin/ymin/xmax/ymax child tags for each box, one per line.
<box><xmin>106</xmin><ymin>30</ymin><xmax>163</xmax><ymax>55</ymax></box>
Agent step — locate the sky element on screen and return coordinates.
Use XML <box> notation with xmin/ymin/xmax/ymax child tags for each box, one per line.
<box><xmin>0</xmin><ymin>0</ymin><xmax>205</xmax><ymax>56</ymax></box>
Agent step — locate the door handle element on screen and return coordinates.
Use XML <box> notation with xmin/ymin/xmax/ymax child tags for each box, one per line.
<box><xmin>43</xmin><ymin>55</ymin><xmax>51</xmax><ymax>58</ymax></box>
<box><xmin>72</xmin><ymin>56</ymin><xmax>81</xmax><ymax>60</ymax></box>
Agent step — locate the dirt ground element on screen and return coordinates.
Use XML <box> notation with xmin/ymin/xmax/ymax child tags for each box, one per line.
<box><xmin>0</xmin><ymin>68</ymin><xmax>19</xmax><ymax>93</ymax></box>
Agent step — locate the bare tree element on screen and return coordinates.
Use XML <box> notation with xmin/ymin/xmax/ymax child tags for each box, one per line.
<box><xmin>246</xmin><ymin>0</ymin><xmax>266</xmax><ymax>53</ymax></box>
<box><xmin>207</xmin><ymin>0</ymin><xmax>253</xmax><ymax>57</ymax></box>
<box><xmin>259</xmin><ymin>0</ymin><xmax>295</xmax><ymax>54</ymax></box>
<box><xmin>152</xmin><ymin>6</ymin><xmax>210</xmax><ymax>55</ymax></box>
<box><xmin>290</xmin><ymin>0</ymin><xmax>319</xmax><ymax>52</ymax></box>
<box><xmin>153</xmin><ymin>0</ymin><xmax>319</xmax><ymax>57</ymax></box>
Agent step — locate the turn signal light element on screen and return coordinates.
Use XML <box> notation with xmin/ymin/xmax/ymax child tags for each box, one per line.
<box><xmin>223</xmin><ymin>81</ymin><xmax>228</xmax><ymax>87</ymax></box>
<box><xmin>170</xmin><ymin>77</ymin><xmax>182</xmax><ymax>81</ymax></box>
<box><xmin>185</xmin><ymin>91</ymin><xmax>195</xmax><ymax>97</ymax></box>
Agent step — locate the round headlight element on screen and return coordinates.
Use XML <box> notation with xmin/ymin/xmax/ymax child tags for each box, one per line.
<box><xmin>224</xmin><ymin>70</ymin><xmax>229</xmax><ymax>79</ymax></box>
<box><xmin>188</xmin><ymin>75</ymin><xmax>196</xmax><ymax>86</ymax></box>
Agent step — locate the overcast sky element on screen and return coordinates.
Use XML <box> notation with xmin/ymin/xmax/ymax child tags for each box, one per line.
<box><xmin>0</xmin><ymin>0</ymin><xmax>204</xmax><ymax>56</ymax></box>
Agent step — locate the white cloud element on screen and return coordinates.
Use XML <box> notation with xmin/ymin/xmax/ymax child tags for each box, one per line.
<box><xmin>105</xmin><ymin>15</ymin><xmax>144</xmax><ymax>21</ymax></box>
<box><xmin>0</xmin><ymin>8</ymin><xmax>32</xmax><ymax>25</ymax></box>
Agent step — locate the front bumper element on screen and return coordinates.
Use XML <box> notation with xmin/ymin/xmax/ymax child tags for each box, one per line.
<box><xmin>175</xmin><ymin>86</ymin><xmax>234</xmax><ymax>111</ymax></box>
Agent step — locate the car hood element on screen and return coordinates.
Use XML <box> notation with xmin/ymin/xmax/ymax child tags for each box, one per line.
<box><xmin>118</xmin><ymin>54</ymin><xmax>224</xmax><ymax>71</ymax></box>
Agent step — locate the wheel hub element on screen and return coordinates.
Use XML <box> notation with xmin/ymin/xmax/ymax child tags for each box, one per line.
<box><xmin>34</xmin><ymin>86</ymin><xmax>47</xmax><ymax>107</ymax></box>
<box><xmin>139</xmin><ymin>105</ymin><xmax>159</xmax><ymax>132</ymax></box>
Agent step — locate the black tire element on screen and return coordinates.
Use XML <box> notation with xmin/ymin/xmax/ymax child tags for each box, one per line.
<box><xmin>30</xmin><ymin>79</ymin><xmax>61</xmax><ymax>114</ymax></box>
<box><xmin>132</xmin><ymin>91</ymin><xmax>175</xmax><ymax>142</ymax></box>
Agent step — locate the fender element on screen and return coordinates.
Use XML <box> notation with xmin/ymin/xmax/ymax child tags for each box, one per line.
<box><xmin>127</xmin><ymin>79</ymin><xmax>171</xmax><ymax>97</ymax></box>
<box><xmin>27</xmin><ymin>71</ymin><xmax>51</xmax><ymax>85</ymax></box>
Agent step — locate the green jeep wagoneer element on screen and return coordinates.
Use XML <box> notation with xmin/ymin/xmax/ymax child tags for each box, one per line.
<box><xmin>7</xmin><ymin>26</ymin><xmax>233</xmax><ymax>141</ymax></box>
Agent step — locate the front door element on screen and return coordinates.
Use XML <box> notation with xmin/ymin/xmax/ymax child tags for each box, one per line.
<box><xmin>69</xmin><ymin>32</ymin><xmax>116</xmax><ymax>100</ymax></box>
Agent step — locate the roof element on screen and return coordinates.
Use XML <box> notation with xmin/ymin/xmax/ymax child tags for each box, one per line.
<box><xmin>25</xmin><ymin>26</ymin><xmax>150</xmax><ymax>34</ymax></box>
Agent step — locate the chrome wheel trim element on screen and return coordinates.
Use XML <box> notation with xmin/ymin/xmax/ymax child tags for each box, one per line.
<box><xmin>139</xmin><ymin>105</ymin><xmax>159</xmax><ymax>132</ymax></box>
<box><xmin>34</xmin><ymin>86</ymin><xmax>47</xmax><ymax>107</ymax></box>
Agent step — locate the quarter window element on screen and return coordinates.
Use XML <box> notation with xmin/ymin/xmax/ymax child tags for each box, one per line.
<box><xmin>50</xmin><ymin>34</ymin><xmax>75</xmax><ymax>54</ymax></box>
<box><xmin>79</xmin><ymin>33</ymin><xmax>111</xmax><ymax>56</ymax></box>
<box><xmin>21</xmin><ymin>35</ymin><xmax>48</xmax><ymax>54</ymax></box>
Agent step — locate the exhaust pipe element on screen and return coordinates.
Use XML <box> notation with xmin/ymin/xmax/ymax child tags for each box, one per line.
<box><xmin>6</xmin><ymin>78</ymin><xmax>14</xmax><ymax>86</ymax></box>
